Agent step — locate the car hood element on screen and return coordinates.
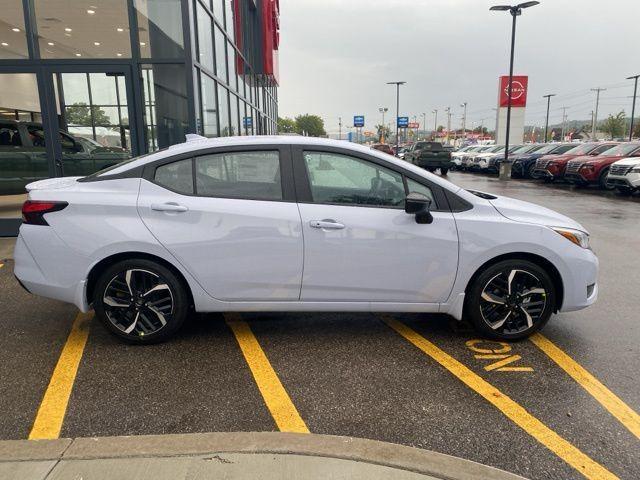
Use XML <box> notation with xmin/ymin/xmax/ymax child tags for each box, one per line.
<box><xmin>541</xmin><ymin>153</ymin><xmax>578</xmax><ymax>163</ymax></box>
<box><xmin>569</xmin><ymin>155</ymin><xmax>619</xmax><ymax>165</ymax></box>
<box><xmin>26</xmin><ymin>176</ymin><xmax>82</xmax><ymax>191</ymax></box>
<box><xmin>611</xmin><ymin>157</ymin><xmax>640</xmax><ymax>166</ymax></box>
<box><xmin>487</xmin><ymin>194</ymin><xmax>586</xmax><ymax>232</ymax></box>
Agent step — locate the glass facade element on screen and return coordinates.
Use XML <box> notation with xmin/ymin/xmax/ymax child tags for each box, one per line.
<box><xmin>0</xmin><ymin>0</ymin><xmax>279</xmax><ymax>235</ymax></box>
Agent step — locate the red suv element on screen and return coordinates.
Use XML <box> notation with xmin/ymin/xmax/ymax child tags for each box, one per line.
<box><xmin>565</xmin><ymin>143</ymin><xmax>640</xmax><ymax>188</ymax></box>
<box><xmin>531</xmin><ymin>142</ymin><xmax>618</xmax><ymax>182</ymax></box>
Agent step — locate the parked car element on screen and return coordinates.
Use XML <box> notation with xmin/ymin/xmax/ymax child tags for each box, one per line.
<box><xmin>565</xmin><ymin>143</ymin><xmax>640</xmax><ymax>189</ymax></box>
<box><xmin>0</xmin><ymin>120</ymin><xmax>129</xmax><ymax>195</ymax></box>
<box><xmin>485</xmin><ymin>144</ymin><xmax>531</xmax><ymax>174</ymax></box>
<box><xmin>467</xmin><ymin>145</ymin><xmax>505</xmax><ymax>171</ymax></box>
<box><xmin>404</xmin><ymin>141</ymin><xmax>453</xmax><ymax>174</ymax></box>
<box><xmin>370</xmin><ymin>143</ymin><xmax>394</xmax><ymax>155</ymax></box>
<box><xmin>511</xmin><ymin>143</ymin><xmax>575</xmax><ymax>179</ymax></box>
<box><xmin>531</xmin><ymin>142</ymin><xmax>619</xmax><ymax>182</ymax></box>
<box><xmin>606</xmin><ymin>157</ymin><xmax>640</xmax><ymax>194</ymax></box>
<box><xmin>14</xmin><ymin>135</ymin><xmax>597</xmax><ymax>343</ymax></box>
<box><xmin>452</xmin><ymin>145</ymin><xmax>483</xmax><ymax>169</ymax></box>
<box><xmin>461</xmin><ymin>146</ymin><xmax>496</xmax><ymax>170</ymax></box>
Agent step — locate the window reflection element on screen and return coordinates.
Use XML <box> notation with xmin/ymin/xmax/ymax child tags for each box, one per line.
<box><xmin>141</xmin><ymin>64</ymin><xmax>189</xmax><ymax>151</ymax></box>
<box><xmin>0</xmin><ymin>74</ymin><xmax>47</xmax><ymax>214</ymax></box>
<box><xmin>135</xmin><ymin>0</ymin><xmax>184</xmax><ymax>59</ymax></box>
<box><xmin>201</xmin><ymin>74</ymin><xmax>218</xmax><ymax>137</ymax></box>
<box><xmin>217</xmin><ymin>85</ymin><xmax>230</xmax><ymax>136</ymax></box>
<box><xmin>1</xmin><ymin>1</ymin><xmax>29</xmax><ymax>59</ymax></box>
<box><xmin>197</xmin><ymin>3</ymin><xmax>214</xmax><ymax>72</ymax></box>
<box><xmin>35</xmin><ymin>0</ymin><xmax>131</xmax><ymax>59</ymax></box>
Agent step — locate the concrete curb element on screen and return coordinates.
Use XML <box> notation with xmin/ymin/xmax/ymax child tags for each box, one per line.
<box><xmin>0</xmin><ymin>432</ymin><xmax>526</xmax><ymax>480</ymax></box>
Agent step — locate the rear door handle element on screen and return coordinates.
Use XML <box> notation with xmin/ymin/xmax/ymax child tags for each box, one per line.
<box><xmin>310</xmin><ymin>219</ymin><xmax>345</xmax><ymax>230</ymax></box>
<box><xmin>151</xmin><ymin>202</ymin><xmax>189</xmax><ymax>213</ymax></box>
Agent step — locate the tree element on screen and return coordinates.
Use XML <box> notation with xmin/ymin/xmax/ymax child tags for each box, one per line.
<box><xmin>600</xmin><ymin>111</ymin><xmax>626</xmax><ymax>139</ymax></box>
<box><xmin>375</xmin><ymin>124</ymin><xmax>391</xmax><ymax>142</ymax></box>
<box><xmin>277</xmin><ymin>117</ymin><xmax>296</xmax><ymax>134</ymax></box>
<box><xmin>294</xmin><ymin>114</ymin><xmax>326</xmax><ymax>137</ymax></box>
<box><xmin>633</xmin><ymin>120</ymin><xmax>640</xmax><ymax>139</ymax></box>
<box><xmin>66</xmin><ymin>102</ymin><xmax>111</xmax><ymax>126</ymax></box>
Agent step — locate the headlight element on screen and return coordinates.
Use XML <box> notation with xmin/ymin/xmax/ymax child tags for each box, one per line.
<box><xmin>551</xmin><ymin>227</ymin><xmax>590</xmax><ymax>249</ymax></box>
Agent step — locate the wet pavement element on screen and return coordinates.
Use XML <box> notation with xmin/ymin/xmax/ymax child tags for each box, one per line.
<box><xmin>0</xmin><ymin>172</ymin><xmax>638</xmax><ymax>480</ymax></box>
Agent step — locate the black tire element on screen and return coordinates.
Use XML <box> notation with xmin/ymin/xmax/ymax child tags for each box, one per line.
<box><xmin>440</xmin><ymin>167</ymin><xmax>449</xmax><ymax>175</ymax></box>
<box><xmin>598</xmin><ymin>168</ymin><xmax>614</xmax><ymax>190</ymax></box>
<box><xmin>426</xmin><ymin>167</ymin><xmax>436</xmax><ymax>172</ymax></box>
<box><xmin>526</xmin><ymin>163</ymin><xmax>536</xmax><ymax>179</ymax></box>
<box><xmin>93</xmin><ymin>259</ymin><xmax>190</xmax><ymax>344</ymax></box>
<box><xmin>616</xmin><ymin>186</ymin><xmax>634</xmax><ymax>195</ymax></box>
<box><xmin>464</xmin><ymin>259</ymin><xmax>556</xmax><ymax>341</ymax></box>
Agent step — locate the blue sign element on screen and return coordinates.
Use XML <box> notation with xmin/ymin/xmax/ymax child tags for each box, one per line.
<box><xmin>243</xmin><ymin>116</ymin><xmax>253</xmax><ymax>128</ymax></box>
<box><xmin>397</xmin><ymin>116</ymin><xmax>409</xmax><ymax>128</ymax></box>
<box><xmin>353</xmin><ymin>115</ymin><xmax>365</xmax><ymax>127</ymax></box>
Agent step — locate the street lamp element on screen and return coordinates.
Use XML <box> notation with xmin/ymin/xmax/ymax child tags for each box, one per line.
<box><xmin>543</xmin><ymin>93</ymin><xmax>556</xmax><ymax>142</ymax></box>
<box><xmin>490</xmin><ymin>1</ymin><xmax>540</xmax><ymax>179</ymax></box>
<box><xmin>460</xmin><ymin>102</ymin><xmax>467</xmax><ymax>139</ymax></box>
<box><xmin>387</xmin><ymin>81</ymin><xmax>406</xmax><ymax>154</ymax></box>
<box><xmin>627</xmin><ymin>75</ymin><xmax>639</xmax><ymax>141</ymax></box>
<box><xmin>432</xmin><ymin>109</ymin><xmax>438</xmax><ymax>140</ymax></box>
<box><xmin>422</xmin><ymin>112</ymin><xmax>427</xmax><ymax>140</ymax></box>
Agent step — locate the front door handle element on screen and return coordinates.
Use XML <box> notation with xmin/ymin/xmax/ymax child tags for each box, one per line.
<box><xmin>310</xmin><ymin>219</ymin><xmax>345</xmax><ymax>230</ymax></box>
<box><xmin>151</xmin><ymin>202</ymin><xmax>189</xmax><ymax>213</ymax></box>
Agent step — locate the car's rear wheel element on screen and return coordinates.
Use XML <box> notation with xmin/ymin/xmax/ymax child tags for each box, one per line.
<box><xmin>93</xmin><ymin>259</ymin><xmax>189</xmax><ymax>344</ymax></box>
<box><xmin>464</xmin><ymin>259</ymin><xmax>555</xmax><ymax>340</ymax></box>
<box><xmin>440</xmin><ymin>167</ymin><xmax>449</xmax><ymax>175</ymax></box>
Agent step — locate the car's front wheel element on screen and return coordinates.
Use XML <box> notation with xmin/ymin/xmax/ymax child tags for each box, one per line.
<box><xmin>464</xmin><ymin>259</ymin><xmax>556</xmax><ymax>340</ymax></box>
<box><xmin>93</xmin><ymin>259</ymin><xmax>189</xmax><ymax>344</ymax></box>
<box><xmin>440</xmin><ymin>167</ymin><xmax>449</xmax><ymax>175</ymax></box>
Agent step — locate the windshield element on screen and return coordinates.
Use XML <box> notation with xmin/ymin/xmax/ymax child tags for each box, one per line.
<box><xmin>600</xmin><ymin>143</ymin><xmax>640</xmax><ymax>156</ymax></box>
<box><xmin>564</xmin><ymin>143</ymin><xmax>598</xmax><ymax>155</ymax></box>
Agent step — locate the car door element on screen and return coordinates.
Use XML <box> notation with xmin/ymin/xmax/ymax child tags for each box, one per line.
<box><xmin>137</xmin><ymin>145</ymin><xmax>304</xmax><ymax>301</ymax></box>
<box><xmin>293</xmin><ymin>146</ymin><xmax>459</xmax><ymax>304</ymax></box>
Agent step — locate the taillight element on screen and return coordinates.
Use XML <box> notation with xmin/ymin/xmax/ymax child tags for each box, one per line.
<box><xmin>22</xmin><ymin>200</ymin><xmax>68</xmax><ymax>226</ymax></box>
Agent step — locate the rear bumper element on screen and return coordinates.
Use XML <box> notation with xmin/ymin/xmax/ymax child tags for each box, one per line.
<box><xmin>416</xmin><ymin>158</ymin><xmax>453</xmax><ymax>168</ymax></box>
<box><xmin>13</xmin><ymin>229</ymin><xmax>90</xmax><ymax>312</ymax></box>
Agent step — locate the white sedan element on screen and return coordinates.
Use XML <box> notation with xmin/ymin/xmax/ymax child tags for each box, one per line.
<box><xmin>15</xmin><ymin>136</ymin><xmax>598</xmax><ymax>343</ymax></box>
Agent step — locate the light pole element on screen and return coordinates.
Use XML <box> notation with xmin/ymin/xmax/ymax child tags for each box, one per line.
<box><xmin>628</xmin><ymin>74</ymin><xmax>639</xmax><ymax>141</ymax></box>
<box><xmin>490</xmin><ymin>1</ymin><xmax>540</xmax><ymax>179</ymax></box>
<box><xmin>460</xmin><ymin>102</ymin><xmax>467</xmax><ymax>139</ymax></box>
<box><xmin>445</xmin><ymin>107</ymin><xmax>452</xmax><ymax>145</ymax></box>
<box><xmin>590</xmin><ymin>87</ymin><xmax>606</xmax><ymax>140</ymax></box>
<box><xmin>543</xmin><ymin>93</ymin><xmax>555</xmax><ymax>142</ymax></box>
<box><xmin>378</xmin><ymin>107</ymin><xmax>388</xmax><ymax>142</ymax></box>
<box><xmin>338</xmin><ymin>116</ymin><xmax>342</xmax><ymax>140</ymax></box>
<box><xmin>387</xmin><ymin>81</ymin><xmax>406</xmax><ymax>154</ymax></box>
<box><xmin>422</xmin><ymin>112</ymin><xmax>427</xmax><ymax>140</ymax></box>
<box><xmin>432</xmin><ymin>109</ymin><xmax>438</xmax><ymax>140</ymax></box>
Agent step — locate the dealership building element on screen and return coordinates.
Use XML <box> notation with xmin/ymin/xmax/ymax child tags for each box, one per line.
<box><xmin>0</xmin><ymin>0</ymin><xmax>280</xmax><ymax>235</ymax></box>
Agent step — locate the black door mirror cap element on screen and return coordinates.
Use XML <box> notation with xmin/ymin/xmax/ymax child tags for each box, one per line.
<box><xmin>405</xmin><ymin>193</ymin><xmax>434</xmax><ymax>224</ymax></box>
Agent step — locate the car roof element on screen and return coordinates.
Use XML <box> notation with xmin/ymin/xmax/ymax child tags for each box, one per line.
<box><xmin>102</xmin><ymin>135</ymin><xmax>464</xmax><ymax>193</ymax></box>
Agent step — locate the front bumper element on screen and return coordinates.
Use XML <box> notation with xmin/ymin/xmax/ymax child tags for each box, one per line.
<box><xmin>607</xmin><ymin>172</ymin><xmax>640</xmax><ymax>189</ymax></box>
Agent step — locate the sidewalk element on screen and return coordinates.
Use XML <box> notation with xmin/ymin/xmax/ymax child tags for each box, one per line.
<box><xmin>0</xmin><ymin>432</ymin><xmax>527</xmax><ymax>480</ymax></box>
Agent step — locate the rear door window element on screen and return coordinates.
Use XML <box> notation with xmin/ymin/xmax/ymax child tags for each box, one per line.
<box><xmin>195</xmin><ymin>151</ymin><xmax>283</xmax><ymax>200</ymax></box>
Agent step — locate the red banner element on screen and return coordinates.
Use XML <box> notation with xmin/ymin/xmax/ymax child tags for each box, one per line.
<box><xmin>499</xmin><ymin>76</ymin><xmax>528</xmax><ymax>107</ymax></box>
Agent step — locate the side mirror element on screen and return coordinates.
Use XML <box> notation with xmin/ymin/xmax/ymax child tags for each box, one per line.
<box><xmin>405</xmin><ymin>193</ymin><xmax>433</xmax><ymax>224</ymax></box>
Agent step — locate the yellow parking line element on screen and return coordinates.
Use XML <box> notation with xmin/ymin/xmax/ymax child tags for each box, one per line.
<box><xmin>531</xmin><ymin>333</ymin><xmax>640</xmax><ymax>440</ymax></box>
<box><xmin>29</xmin><ymin>312</ymin><xmax>92</xmax><ymax>440</ymax></box>
<box><xmin>380</xmin><ymin>315</ymin><xmax>618</xmax><ymax>480</ymax></box>
<box><xmin>225</xmin><ymin>313</ymin><xmax>309</xmax><ymax>433</ymax></box>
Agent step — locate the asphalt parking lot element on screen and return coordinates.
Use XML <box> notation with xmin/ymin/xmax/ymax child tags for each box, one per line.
<box><xmin>0</xmin><ymin>173</ymin><xmax>638</xmax><ymax>480</ymax></box>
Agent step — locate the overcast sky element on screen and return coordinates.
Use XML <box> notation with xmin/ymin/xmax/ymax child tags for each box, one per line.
<box><xmin>277</xmin><ymin>0</ymin><xmax>640</xmax><ymax>135</ymax></box>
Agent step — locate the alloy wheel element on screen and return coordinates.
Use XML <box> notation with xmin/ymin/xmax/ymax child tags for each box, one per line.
<box><xmin>102</xmin><ymin>268</ymin><xmax>174</xmax><ymax>337</ymax></box>
<box><xmin>479</xmin><ymin>269</ymin><xmax>547</xmax><ymax>335</ymax></box>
